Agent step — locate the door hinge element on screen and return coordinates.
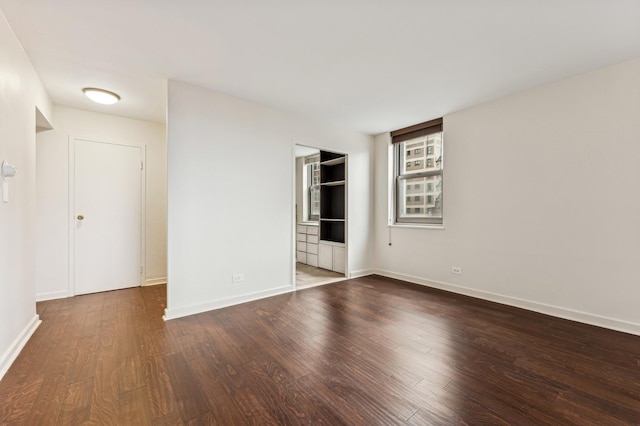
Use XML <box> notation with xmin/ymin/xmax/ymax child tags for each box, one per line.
<box><xmin>141</xmin><ymin>161</ymin><xmax>144</xmax><ymax>171</ymax></box>
<box><xmin>140</xmin><ymin>266</ymin><xmax>143</xmax><ymax>274</ymax></box>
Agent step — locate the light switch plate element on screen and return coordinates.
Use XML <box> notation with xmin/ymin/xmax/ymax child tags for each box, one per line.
<box><xmin>2</xmin><ymin>181</ymin><xmax>8</xmax><ymax>203</ymax></box>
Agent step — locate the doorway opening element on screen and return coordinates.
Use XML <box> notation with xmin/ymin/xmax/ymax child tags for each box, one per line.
<box><xmin>294</xmin><ymin>144</ymin><xmax>348</xmax><ymax>289</ymax></box>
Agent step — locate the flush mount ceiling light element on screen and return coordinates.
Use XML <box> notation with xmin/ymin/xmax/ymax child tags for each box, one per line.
<box><xmin>82</xmin><ymin>87</ymin><xmax>120</xmax><ymax>105</ymax></box>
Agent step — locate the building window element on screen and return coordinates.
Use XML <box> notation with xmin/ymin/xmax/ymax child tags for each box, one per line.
<box><xmin>305</xmin><ymin>155</ymin><xmax>320</xmax><ymax>221</ymax></box>
<box><xmin>391</xmin><ymin>118</ymin><xmax>443</xmax><ymax>225</ymax></box>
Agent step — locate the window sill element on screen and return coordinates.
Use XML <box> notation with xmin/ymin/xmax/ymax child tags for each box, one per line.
<box><xmin>388</xmin><ymin>223</ymin><xmax>445</xmax><ymax>230</ymax></box>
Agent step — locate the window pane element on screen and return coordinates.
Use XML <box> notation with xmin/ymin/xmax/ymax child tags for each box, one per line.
<box><xmin>309</xmin><ymin>185</ymin><xmax>320</xmax><ymax>217</ymax></box>
<box><xmin>400</xmin><ymin>134</ymin><xmax>442</xmax><ymax>175</ymax></box>
<box><xmin>311</xmin><ymin>163</ymin><xmax>320</xmax><ymax>185</ymax></box>
<box><xmin>397</xmin><ymin>174</ymin><xmax>442</xmax><ymax>220</ymax></box>
<box><xmin>305</xmin><ymin>155</ymin><xmax>321</xmax><ymax>221</ymax></box>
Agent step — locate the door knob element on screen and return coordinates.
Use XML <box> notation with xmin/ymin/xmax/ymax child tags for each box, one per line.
<box><xmin>77</xmin><ymin>215</ymin><xmax>85</xmax><ymax>220</ymax></box>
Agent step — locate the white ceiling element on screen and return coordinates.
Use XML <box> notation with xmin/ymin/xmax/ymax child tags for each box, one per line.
<box><xmin>294</xmin><ymin>145</ymin><xmax>320</xmax><ymax>158</ymax></box>
<box><xmin>1</xmin><ymin>1</ymin><xmax>639</xmax><ymax>134</ymax></box>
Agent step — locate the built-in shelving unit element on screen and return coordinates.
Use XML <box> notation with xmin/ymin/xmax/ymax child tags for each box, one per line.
<box><xmin>318</xmin><ymin>150</ymin><xmax>346</xmax><ymax>273</ymax></box>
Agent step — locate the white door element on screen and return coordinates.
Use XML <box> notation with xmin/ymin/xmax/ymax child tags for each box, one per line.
<box><xmin>74</xmin><ymin>139</ymin><xmax>142</xmax><ymax>295</ymax></box>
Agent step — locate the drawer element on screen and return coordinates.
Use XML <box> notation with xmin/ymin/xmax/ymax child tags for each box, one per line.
<box><xmin>306</xmin><ymin>243</ymin><xmax>318</xmax><ymax>254</ymax></box>
<box><xmin>307</xmin><ymin>235</ymin><xmax>319</xmax><ymax>244</ymax></box>
<box><xmin>296</xmin><ymin>251</ymin><xmax>306</xmax><ymax>263</ymax></box>
<box><xmin>297</xmin><ymin>242</ymin><xmax>307</xmax><ymax>253</ymax></box>
<box><xmin>296</xmin><ymin>232</ymin><xmax>306</xmax><ymax>242</ymax></box>
<box><xmin>306</xmin><ymin>254</ymin><xmax>318</xmax><ymax>267</ymax></box>
<box><xmin>297</xmin><ymin>225</ymin><xmax>306</xmax><ymax>234</ymax></box>
<box><xmin>307</xmin><ymin>226</ymin><xmax>319</xmax><ymax>236</ymax></box>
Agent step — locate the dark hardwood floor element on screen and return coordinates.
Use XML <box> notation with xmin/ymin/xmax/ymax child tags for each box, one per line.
<box><xmin>1</xmin><ymin>276</ymin><xmax>640</xmax><ymax>425</ymax></box>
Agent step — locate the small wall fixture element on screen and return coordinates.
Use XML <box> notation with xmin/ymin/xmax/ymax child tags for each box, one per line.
<box><xmin>1</xmin><ymin>161</ymin><xmax>16</xmax><ymax>203</ymax></box>
<box><xmin>2</xmin><ymin>161</ymin><xmax>16</xmax><ymax>179</ymax></box>
<box><xmin>83</xmin><ymin>87</ymin><xmax>120</xmax><ymax>105</ymax></box>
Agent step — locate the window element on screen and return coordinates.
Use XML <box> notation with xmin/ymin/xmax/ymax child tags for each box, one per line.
<box><xmin>305</xmin><ymin>155</ymin><xmax>320</xmax><ymax>221</ymax></box>
<box><xmin>391</xmin><ymin>118</ymin><xmax>443</xmax><ymax>225</ymax></box>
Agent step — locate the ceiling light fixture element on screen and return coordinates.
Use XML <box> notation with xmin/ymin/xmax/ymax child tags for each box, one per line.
<box><xmin>82</xmin><ymin>87</ymin><xmax>120</xmax><ymax>105</ymax></box>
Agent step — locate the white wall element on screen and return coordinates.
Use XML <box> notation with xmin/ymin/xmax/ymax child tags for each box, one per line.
<box><xmin>374</xmin><ymin>58</ymin><xmax>640</xmax><ymax>334</ymax></box>
<box><xmin>166</xmin><ymin>80</ymin><xmax>373</xmax><ymax>319</ymax></box>
<box><xmin>36</xmin><ymin>106</ymin><xmax>167</xmax><ymax>300</ymax></box>
<box><xmin>0</xmin><ymin>10</ymin><xmax>52</xmax><ymax>379</ymax></box>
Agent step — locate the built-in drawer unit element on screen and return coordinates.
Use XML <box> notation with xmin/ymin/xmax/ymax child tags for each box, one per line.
<box><xmin>296</xmin><ymin>224</ymin><xmax>319</xmax><ymax>267</ymax></box>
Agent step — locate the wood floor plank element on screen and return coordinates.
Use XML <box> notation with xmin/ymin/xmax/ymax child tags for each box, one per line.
<box><xmin>119</xmin><ymin>386</ymin><xmax>152</xmax><ymax>425</ymax></box>
<box><xmin>24</xmin><ymin>340</ymin><xmax>76</xmax><ymax>425</ymax></box>
<box><xmin>1</xmin><ymin>278</ymin><xmax>639</xmax><ymax>424</ymax></box>
<box><xmin>56</xmin><ymin>379</ymin><xmax>93</xmax><ymax>425</ymax></box>
<box><xmin>0</xmin><ymin>375</ymin><xmax>44</xmax><ymax>424</ymax></box>
<box><xmin>162</xmin><ymin>351</ymin><xmax>209</xmax><ymax>422</ymax></box>
<box><xmin>68</xmin><ymin>335</ymin><xmax>99</xmax><ymax>384</ymax></box>
<box><xmin>85</xmin><ymin>352</ymin><xmax>120</xmax><ymax>424</ymax></box>
<box><xmin>188</xmin><ymin>355</ymin><xmax>252</xmax><ymax>425</ymax></box>
<box><xmin>140</xmin><ymin>353</ymin><xmax>178</xmax><ymax>421</ymax></box>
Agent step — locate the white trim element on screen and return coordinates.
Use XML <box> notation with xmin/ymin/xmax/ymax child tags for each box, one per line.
<box><xmin>0</xmin><ymin>315</ymin><xmax>41</xmax><ymax>380</ymax></box>
<box><xmin>36</xmin><ymin>290</ymin><xmax>69</xmax><ymax>302</ymax></box>
<box><xmin>318</xmin><ymin>240</ymin><xmax>345</xmax><ymax>247</ymax></box>
<box><xmin>68</xmin><ymin>135</ymin><xmax>75</xmax><ymax>296</ymax></box>
<box><xmin>143</xmin><ymin>277</ymin><xmax>167</xmax><ymax>287</ymax></box>
<box><xmin>296</xmin><ymin>277</ymin><xmax>348</xmax><ymax>291</ymax></box>
<box><xmin>292</xmin><ymin>143</ymin><xmax>298</xmax><ymax>290</ymax></box>
<box><xmin>388</xmin><ymin>224</ymin><xmax>445</xmax><ymax>230</ymax></box>
<box><xmin>349</xmin><ymin>269</ymin><xmax>374</xmax><ymax>279</ymax></box>
<box><xmin>163</xmin><ymin>285</ymin><xmax>294</xmax><ymax>321</ymax></box>
<box><xmin>374</xmin><ymin>269</ymin><xmax>640</xmax><ymax>337</ymax></box>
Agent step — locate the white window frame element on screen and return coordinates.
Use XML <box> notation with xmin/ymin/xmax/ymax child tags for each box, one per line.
<box><xmin>391</xmin><ymin>119</ymin><xmax>444</xmax><ymax>226</ymax></box>
<box><xmin>304</xmin><ymin>156</ymin><xmax>320</xmax><ymax>222</ymax></box>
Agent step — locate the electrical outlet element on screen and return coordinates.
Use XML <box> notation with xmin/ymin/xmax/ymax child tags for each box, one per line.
<box><xmin>451</xmin><ymin>266</ymin><xmax>462</xmax><ymax>275</ymax></box>
<box><xmin>232</xmin><ymin>273</ymin><xmax>244</xmax><ymax>283</ymax></box>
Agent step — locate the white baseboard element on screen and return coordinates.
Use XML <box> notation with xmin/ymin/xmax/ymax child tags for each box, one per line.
<box><xmin>164</xmin><ymin>285</ymin><xmax>294</xmax><ymax>321</ymax></box>
<box><xmin>0</xmin><ymin>314</ymin><xmax>41</xmax><ymax>380</ymax></box>
<box><xmin>143</xmin><ymin>277</ymin><xmax>167</xmax><ymax>287</ymax></box>
<box><xmin>35</xmin><ymin>290</ymin><xmax>69</xmax><ymax>302</ymax></box>
<box><xmin>349</xmin><ymin>269</ymin><xmax>374</xmax><ymax>279</ymax></box>
<box><xmin>374</xmin><ymin>269</ymin><xmax>640</xmax><ymax>337</ymax></box>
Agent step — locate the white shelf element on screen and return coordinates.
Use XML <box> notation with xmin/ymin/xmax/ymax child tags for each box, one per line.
<box><xmin>321</xmin><ymin>180</ymin><xmax>345</xmax><ymax>186</ymax></box>
<box><xmin>319</xmin><ymin>240</ymin><xmax>345</xmax><ymax>247</ymax></box>
<box><xmin>320</xmin><ymin>157</ymin><xmax>345</xmax><ymax>166</ymax></box>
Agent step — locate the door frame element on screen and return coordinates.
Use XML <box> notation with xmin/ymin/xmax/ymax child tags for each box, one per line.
<box><xmin>68</xmin><ymin>136</ymin><xmax>146</xmax><ymax>296</ymax></box>
<box><xmin>291</xmin><ymin>142</ymin><xmax>349</xmax><ymax>289</ymax></box>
